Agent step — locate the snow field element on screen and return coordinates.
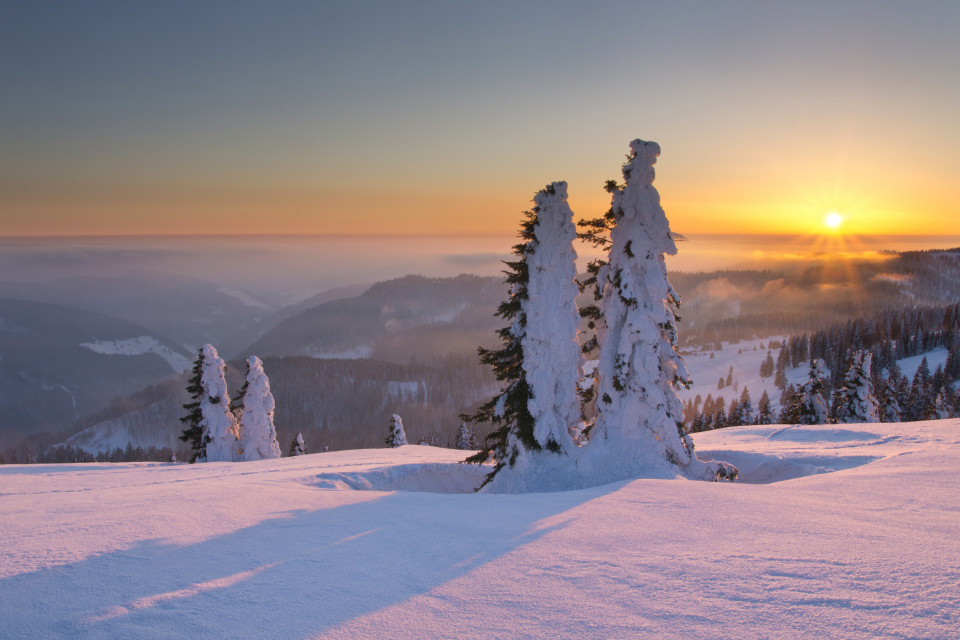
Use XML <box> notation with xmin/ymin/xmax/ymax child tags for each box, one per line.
<box><xmin>2</xmin><ymin>421</ymin><xmax>958</xmax><ymax>639</ymax></box>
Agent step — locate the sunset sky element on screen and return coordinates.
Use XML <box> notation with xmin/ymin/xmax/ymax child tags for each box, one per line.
<box><xmin>2</xmin><ymin>1</ymin><xmax>958</xmax><ymax>238</ymax></box>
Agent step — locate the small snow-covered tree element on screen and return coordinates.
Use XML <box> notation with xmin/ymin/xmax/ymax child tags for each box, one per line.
<box><xmin>797</xmin><ymin>359</ymin><xmax>830</xmax><ymax>425</ymax></box>
<box><xmin>464</xmin><ymin>182</ymin><xmax>582</xmax><ymax>487</ymax></box>
<box><xmin>589</xmin><ymin>140</ymin><xmax>735</xmax><ymax>482</ymax></box>
<box><xmin>385</xmin><ymin>414</ymin><xmax>408</xmax><ymax>448</ymax></box>
<box><xmin>179</xmin><ymin>344</ymin><xmax>239</xmax><ymax>462</ymax></box>
<box><xmin>237</xmin><ymin>356</ymin><xmax>281</xmax><ymax>460</ymax></box>
<box><xmin>198</xmin><ymin>344</ymin><xmax>241</xmax><ymax>462</ymax></box>
<box><xmin>455</xmin><ymin>422</ymin><xmax>474</xmax><ymax>450</ymax></box>
<box><xmin>932</xmin><ymin>390</ymin><xmax>953</xmax><ymax>419</ymax></box>
<box><xmin>756</xmin><ymin>390</ymin><xmax>775</xmax><ymax>425</ymax></box>
<box><xmin>727</xmin><ymin>387</ymin><xmax>754</xmax><ymax>426</ymax></box>
<box><xmin>833</xmin><ymin>351</ymin><xmax>880</xmax><ymax>423</ymax></box>
<box><xmin>289</xmin><ymin>432</ymin><xmax>307</xmax><ymax>456</ymax></box>
<box><xmin>778</xmin><ymin>384</ymin><xmax>802</xmax><ymax>424</ymax></box>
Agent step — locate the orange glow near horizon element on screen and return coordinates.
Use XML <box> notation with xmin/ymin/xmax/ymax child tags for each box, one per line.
<box><xmin>1</xmin><ymin>149</ymin><xmax>956</xmax><ymax>237</ymax></box>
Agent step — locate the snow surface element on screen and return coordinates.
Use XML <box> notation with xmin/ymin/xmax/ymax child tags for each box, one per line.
<box><xmin>79</xmin><ymin>336</ymin><xmax>190</xmax><ymax>373</ymax></box>
<box><xmin>2</xmin><ymin>421</ymin><xmax>957</xmax><ymax>639</ymax></box>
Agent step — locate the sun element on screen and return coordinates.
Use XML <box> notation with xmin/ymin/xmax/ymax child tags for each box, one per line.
<box><xmin>824</xmin><ymin>212</ymin><xmax>844</xmax><ymax>230</ymax></box>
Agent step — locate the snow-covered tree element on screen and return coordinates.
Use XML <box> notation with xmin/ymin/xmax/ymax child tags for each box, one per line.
<box><xmin>932</xmin><ymin>390</ymin><xmax>953</xmax><ymax>419</ymax></box>
<box><xmin>756</xmin><ymin>390</ymin><xmax>775</xmax><ymax>425</ymax></box>
<box><xmin>464</xmin><ymin>182</ymin><xmax>582</xmax><ymax>486</ymax></box>
<box><xmin>455</xmin><ymin>422</ymin><xmax>474</xmax><ymax>450</ymax></box>
<box><xmin>728</xmin><ymin>387</ymin><xmax>754</xmax><ymax>426</ymax></box>
<box><xmin>521</xmin><ymin>182</ymin><xmax>583</xmax><ymax>454</ymax></box>
<box><xmin>289</xmin><ymin>432</ymin><xmax>307</xmax><ymax>456</ymax></box>
<box><xmin>179</xmin><ymin>344</ymin><xmax>239</xmax><ymax>462</ymax></box>
<box><xmin>179</xmin><ymin>347</ymin><xmax>208</xmax><ymax>462</ymax></box>
<box><xmin>778</xmin><ymin>384</ymin><xmax>802</xmax><ymax>424</ymax></box>
<box><xmin>199</xmin><ymin>344</ymin><xmax>241</xmax><ymax>461</ymax></box>
<box><xmin>833</xmin><ymin>351</ymin><xmax>880</xmax><ymax>423</ymax></box>
<box><xmin>589</xmin><ymin>140</ymin><xmax>735</xmax><ymax>482</ymax></box>
<box><xmin>237</xmin><ymin>356</ymin><xmax>281</xmax><ymax>460</ymax></box>
<box><xmin>797</xmin><ymin>358</ymin><xmax>830</xmax><ymax>425</ymax></box>
<box><xmin>385</xmin><ymin>413</ymin><xmax>407</xmax><ymax>448</ymax></box>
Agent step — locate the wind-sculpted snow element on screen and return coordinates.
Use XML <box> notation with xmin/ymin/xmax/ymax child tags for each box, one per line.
<box><xmin>312</xmin><ymin>458</ymin><xmax>488</xmax><ymax>493</ymax></box>
<box><xmin>1</xmin><ymin>421</ymin><xmax>958</xmax><ymax>639</ymax></box>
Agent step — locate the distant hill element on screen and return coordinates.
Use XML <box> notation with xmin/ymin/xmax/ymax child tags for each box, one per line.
<box><xmin>243</xmin><ymin>274</ymin><xmax>506</xmax><ymax>363</ymax></box>
<box><xmin>0</xmin><ymin>298</ymin><xmax>192</xmax><ymax>446</ymax></box>
<box><xmin>217</xmin><ymin>282</ymin><xmax>371</xmax><ymax>358</ymax></box>
<box><xmin>0</xmin><ymin>270</ymin><xmax>277</xmax><ymax>351</ymax></box>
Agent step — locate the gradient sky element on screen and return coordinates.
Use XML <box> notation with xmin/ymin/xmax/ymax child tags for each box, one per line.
<box><xmin>2</xmin><ymin>0</ymin><xmax>958</xmax><ymax>237</ymax></box>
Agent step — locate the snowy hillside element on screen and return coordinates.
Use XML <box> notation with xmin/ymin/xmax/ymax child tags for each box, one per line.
<box><xmin>678</xmin><ymin>337</ymin><xmax>949</xmax><ymax>415</ymax></box>
<box><xmin>0</xmin><ymin>299</ymin><xmax>193</xmax><ymax>440</ymax></box>
<box><xmin>2</xmin><ymin>419</ymin><xmax>958</xmax><ymax>639</ymax></box>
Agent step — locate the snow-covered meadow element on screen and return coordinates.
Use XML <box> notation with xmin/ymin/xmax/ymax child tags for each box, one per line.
<box><xmin>2</xmin><ymin>419</ymin><xmax>957</xmax><ymax>639</ymax></box>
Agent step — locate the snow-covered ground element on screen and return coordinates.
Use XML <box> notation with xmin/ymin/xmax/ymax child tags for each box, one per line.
<box><xmin>79</xmin><ymin>336</ymin><xmax>191</xmax><ymax>374</ymax></box>
<box><xmin>2</xmin><ymin>421</ymin><xmax>958</xmax><ymax>639</ymax></box>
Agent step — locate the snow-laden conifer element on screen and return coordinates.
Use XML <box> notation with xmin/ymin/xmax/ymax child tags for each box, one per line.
<box><xmin>728</xmin><ymin>387</ymin><xmax>754</xmax><ymax>426</ymax></box>
<box><xmin>464</xmin><ymin>182</ymin><xmax>582</xmax><ymax>488</ymax></box>
<box><xmin>833</xmin><ymin>351</ymin><xmax>880</xmax><ymax>423</ymax></box>
<box><xmin>237</xmin><ymin>356</ymin><xmax>281</xmax><ymax>460</ymax></box>
<box><xmin>385</xmin><ymin>414</ymin><xmax>408</xmax><ymax>448</ymax></box>
<box><xmin>179</xmin><ymin>348</ymin><xmax>209</xmax><ymax>462</ymax></box>
<box><xmin>589</xmin><ymin>140</ymin><xmax>735</xmax><ymax>482</ymax></box>
<box><xmin>199</xmin><ymin>344</ymin><xmax>241</xmax><ymax>462</ymax></box>
<box><xmin>798</xmin><ymin>358</ymin><xmax>830</xmax><ymax>425</ymax></box>
<box><xmin>756</xmin><ymin>390</ymin><xmax>775</xmax><ymax>425</ymax></box>
<box><xmin>932</xmin><ymin>390</ymin><xmax>953</xmax><ymax>419</ymax></box>
<box><xmin>290</xmin><ymin>432</ymin><xmax>307</xmax><ymax>456</ymax></box>
<box><xmin>455</xmin><ymin>422</ymin><xmax>474</xmax><ymax>450</ymax></box>
<box><xmin>522</xmin><ymin>181</ymin><xmax>583</xmax><ymax>454</ymax></box>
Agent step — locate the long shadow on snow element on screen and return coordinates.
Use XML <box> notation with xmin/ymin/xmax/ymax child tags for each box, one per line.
<box><xmin>0</xmin><ymin>482</ymin><xmax>621</xmax><ymax>639</ymax></box>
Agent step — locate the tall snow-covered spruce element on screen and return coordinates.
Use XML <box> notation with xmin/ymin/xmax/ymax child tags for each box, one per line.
<box><xmin>464</xmin><ymin>181</ymin><xmax>583</xmax><ymax>490</ymax></box>
<box><xmin>237</xmin><ymin>356</ymin><xmax>282</xmax><ymax>460</ymax></box>
<box><xmin>589</xmin><ymin>140</ymin><xmax>736</xmax><ymax>482</ymax></box>
<box><xmin>180</xmin><ymin>344</ymin><xmax>240</xmax><ymax>462</ymax></box>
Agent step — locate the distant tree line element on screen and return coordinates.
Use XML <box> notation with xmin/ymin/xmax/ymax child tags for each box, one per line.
<box><xmin>28</xmin><ymin>442</ymin><xmax>181</xmax><ymax>465</ymax></box>
<box><xmin>685</xmin><ymin>303</ymin><xmax>960</xmax><ymax>431</ymax></box>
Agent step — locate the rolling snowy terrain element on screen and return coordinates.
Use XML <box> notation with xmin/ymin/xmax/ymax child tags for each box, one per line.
<box><xmin>2</xmin><ymin>419</ymin><xmax>957</xmax><ymax>639</ymax></box>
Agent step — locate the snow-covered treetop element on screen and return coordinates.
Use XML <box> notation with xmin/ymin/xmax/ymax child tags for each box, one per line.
<box><xmin>243</xmin><ymin>356</ymin><xmax>274</xmax><ymax>413</ymax></box>
<box><xmin>614</xmin><ymin>139</ymin><xmax>676</xmax><ymax>256</ymax></box>
<box><xmin>201</xmin><ymin>344</ymin><xmax>229</xmax><ymax>405</ymax></box>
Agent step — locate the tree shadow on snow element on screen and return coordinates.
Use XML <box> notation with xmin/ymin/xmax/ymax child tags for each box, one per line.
<box><xmin>0</xmin><ymin>483</ymin><xmax>621</xmax><ymax>639</ymax></box>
